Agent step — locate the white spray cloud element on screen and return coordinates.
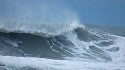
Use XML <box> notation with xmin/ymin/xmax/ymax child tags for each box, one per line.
<box><xmin>0</xmin><ymin>0</ymin><xmax>81</xmax><ymax>35</ymax></box>
<box><xmin>0</xmin><ymin>0</ymin><xmax>79</xmax><ymax>25</ymax></box>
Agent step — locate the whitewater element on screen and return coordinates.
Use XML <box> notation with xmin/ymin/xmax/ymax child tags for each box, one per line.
<box><xmin>0</xmin><ymin>0</ymin><xmax>125</xmax><ymax>70</ymax></box>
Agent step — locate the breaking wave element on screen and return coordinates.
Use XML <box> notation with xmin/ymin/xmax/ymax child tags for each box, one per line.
<box><xmin>0</xmin><ymin>20</ymin><xmax>82</xmax><ymax>36</ymax></box>
<box><xmin>0</xmin><ymin>0</ymin><xmax>125</xmax><ymax>70</ymax></box>
<box><xmin>0</xmin><ymin>23</ymin><xmax>125</xmax><ymax>70</ymax></box>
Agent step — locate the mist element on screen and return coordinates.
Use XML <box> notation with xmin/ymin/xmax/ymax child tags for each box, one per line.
<box><xmin>0</xmin><ymin>0</ymin><xmax>79</xmax><ymax>25</ymax></box>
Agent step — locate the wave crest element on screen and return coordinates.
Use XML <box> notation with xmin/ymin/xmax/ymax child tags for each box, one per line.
<box><xmin>0</xmin><ymin>20</ymin><xmax>84</xmax><ymax>36</ymax></box>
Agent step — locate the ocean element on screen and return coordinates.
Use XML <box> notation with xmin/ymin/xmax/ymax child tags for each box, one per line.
<box><xmin>0</xmin><ymin>23</ymin><xmax>125</xmax><ymax>70</ymax></box>
<box><xmin>0</xmin><ymin>0</ymin><xmax>125</xmax><ymax>70</ymax></box>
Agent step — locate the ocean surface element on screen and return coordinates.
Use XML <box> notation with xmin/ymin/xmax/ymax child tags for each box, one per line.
<box><xmin>0</xmin><ymin>23</ymin><xmax>125</xmax><ymax>70</ymax></box>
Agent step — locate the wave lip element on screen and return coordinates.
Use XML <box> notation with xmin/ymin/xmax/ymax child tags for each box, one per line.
<box><xmin>0</xmin><ymin>20</ymin><xmax>84</xmax><ymax>36</ymax></box>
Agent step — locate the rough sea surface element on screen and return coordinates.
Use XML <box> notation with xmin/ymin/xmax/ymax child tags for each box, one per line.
<box><xmin>0</xmin><ymin>23</ymin><xmax>125</xmax><ymax>70</ymax></box>
<box><xmin>0</xmin><ymin>0</ymin><xmax>125</xmax><ymax>70</ymax></box>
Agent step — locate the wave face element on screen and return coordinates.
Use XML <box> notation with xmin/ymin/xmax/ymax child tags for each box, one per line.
<box><xmin>0</xmin><ymin>23</ymin><xmax>125</xmax><ymax>70</ymax></box>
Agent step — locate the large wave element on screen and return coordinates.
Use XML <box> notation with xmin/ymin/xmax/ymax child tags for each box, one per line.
<box><xmin>0</xmin><ymin>0</ymin><xmax>125</xmax><ymax>70</ymax></box>
<box><xmin>0</xmin><ymin>25</ymin><xmax>125</xmax><ymax>70</ymax></box>
<box><xmin>0</xmin><ymin>25</ymin><xmax>125</xmax><ymax>61</ymax></box>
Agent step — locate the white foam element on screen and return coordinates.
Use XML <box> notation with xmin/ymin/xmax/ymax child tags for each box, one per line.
<box><xmin>63</xmin><ymin>28</ymin><xmax>125</xmax><ymax>62</ymax></box>
<box><xmin>108</xmin><ymin>35</ymin><xmax>125</xmax><ymax>62</ymax></box>
<box><xmin>0</xmin><ymin>56</ymin><xmax>125</xmax><ymax>70</ymax></box>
